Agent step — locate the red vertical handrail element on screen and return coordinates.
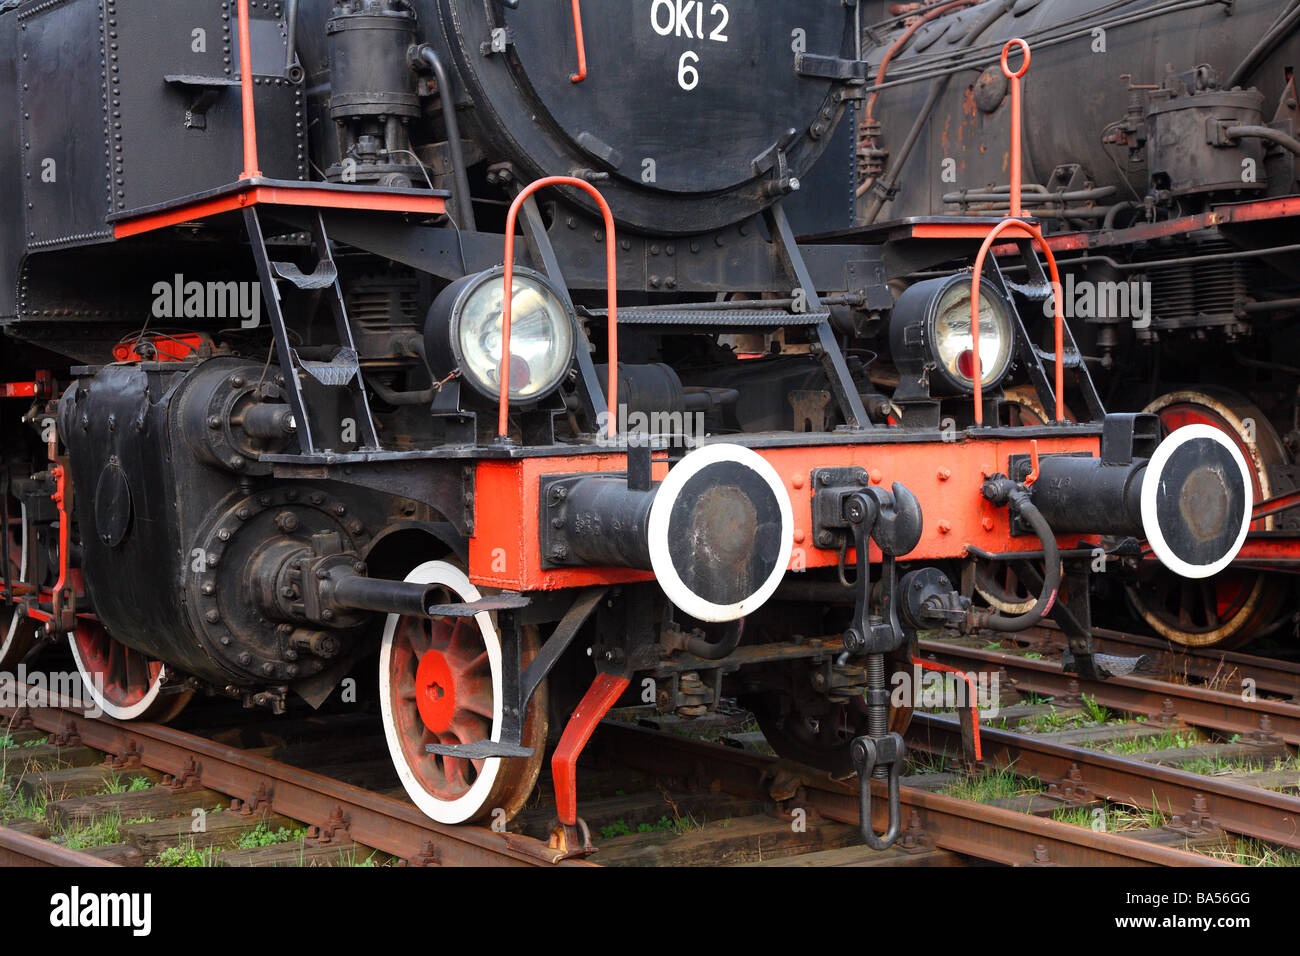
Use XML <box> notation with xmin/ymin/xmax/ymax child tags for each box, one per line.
<box><xmin>569</xmin><ymin>0</ymin><xmax>588</xmax><ymax>83</ymax></box>
<box><xmin>1001</xmin><ymin>38</ymin><xmax>1030</xmax><ymax>218</ymax></box>
<box><xmin>501</xmin><ymin>177</ymin><xmax>619</xmax><ymax>440</ymax></box>
<box><xmin>970</xmin><ymin>39</ymin><xmax>1049</xmax><ymax>425</ymax></box>
<box><xmin>236</xmin><ymin>0</ymin><xmax>263</xmax><ymax>179</ymax></box>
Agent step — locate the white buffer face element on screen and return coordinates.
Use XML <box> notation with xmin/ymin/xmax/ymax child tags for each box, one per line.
<box><xmin>647</xmin><ymin>443</ymin><xmax>794</xmax><ymax>623</ymax></box>
<box><xmin>1141</xmin><ymin>424</ymin><xmax>1254</xmax><ymax>579</ymax></box>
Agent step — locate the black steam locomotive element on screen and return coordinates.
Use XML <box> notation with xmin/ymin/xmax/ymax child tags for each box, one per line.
<box><xmin>0</xmin><ymin>0</ymin><xmax>1254</xmax><ymax>853</ymax></box>
<box><xmin>858</xmin><ymin>0</ymin><xmax>1300</xmax><ymax>649</ymax></box>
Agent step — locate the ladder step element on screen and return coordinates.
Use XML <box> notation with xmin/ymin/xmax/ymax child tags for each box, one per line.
<box><xmin>585</xmin><ymin>307</ymin><xmax>830</xmax><ymax>328</ymax></box>
<box><xmin>297</xmin><ymin>347</ymin><xmax>360</xmax><ymax>387</ymax></box>
<box><xmin>271</xmin><ymin>259</ymin><xmax>339</xmax><ymax>290</ymax></box>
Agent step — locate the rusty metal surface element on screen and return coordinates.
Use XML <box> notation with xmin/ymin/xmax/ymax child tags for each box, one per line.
<box><xmin>913</xmin><ymin>714</ymin><xmax>1300</xmax><ymax>851</ymax></box>
<box><xmin>594</xmin><ymin>722</ymin><xmax>1229</xmax><ymax>866</ymax></box>
<box><xmin>918</xmin><ymin>638</ymin><xmax>1300</xmax><ymax>745</ymax></box>
<box><xmin>1</xmin><ymin>688</ymin><xmax>592</xmax><ymax>868</ymax></box>
<box><xmin>0</xmin><ymin>826</ymin><xmax>119</xmax><ymax>867</ymax></box>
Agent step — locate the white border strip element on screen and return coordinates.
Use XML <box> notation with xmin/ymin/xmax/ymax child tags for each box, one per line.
<box><xmin>647</xmin><ymin>443</ymin><xmax>793</xmax><ymax>623</ymax></box>
<box><xmin>1140</xmin><ymin>423</ymin><xmax>1253</xmax><ymax>580</ymax></box>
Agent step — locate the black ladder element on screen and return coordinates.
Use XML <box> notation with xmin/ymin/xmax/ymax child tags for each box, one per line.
<box><xmin>244</xmin><ymin>207</ymin><xmax>382</xmax><ymax>457</ymax></box>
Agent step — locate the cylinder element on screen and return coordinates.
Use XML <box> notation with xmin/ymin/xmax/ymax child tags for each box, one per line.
<box><xmin>560</xmin><ymin>476</ymin><xmax>656</xmax><ymax>569</ymax></box>
<box><xmin>328</xmin><ymin>572</ymin><xmax>442</xmax><ymax>617</ymax></box>
<box><xmin>326</xmin><ymin>1</ymin><xmax>420</xmax><ymax>123</ymax></box>
<box><xmin>1028</xmin><ymin>456</ymin><xmax>1146</xmax><ymax>535</ymax></box>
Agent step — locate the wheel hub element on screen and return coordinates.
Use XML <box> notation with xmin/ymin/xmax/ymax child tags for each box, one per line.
<box><xmin>414</xmin><ymin>647</ymin><xmax>457</xmax><ymax>734</ymax></box>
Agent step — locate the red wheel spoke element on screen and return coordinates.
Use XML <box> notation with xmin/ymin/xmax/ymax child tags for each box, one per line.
<box><xmin>460</xmin><ymin>649</ymin><xmax>490</xmax><ymax>676</ymax></box>
<box><xmin>397</xmin><ymin>616</ymin><xmax>430</xmax><ymax>656</ymax></box>
<box><xmin>446</xmin><ymin>618</ymin><xmax>478</xmax><ymax>659</ymax></box>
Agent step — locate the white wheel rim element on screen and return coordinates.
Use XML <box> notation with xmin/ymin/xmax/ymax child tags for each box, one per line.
<box><xmin>647</xmin><ymin>443</ymin><xmax>793</xmax><ymax>623</ymax></box>
<box><xmin>67</xmin><ymin>633</ymin><xmax>168</xmax><ymax>720</ymax></box>
<box><xmin>1</xmin><ymin>503</ymin><xmax>30</xmax><ymax>660</ymax></box>
<box><xmin>379</xmin><ymin>560</ymin><xmax>504</xmax><ymax>824</ymax></box>
<box><xmin>1140</xmin><ymin>423</ymin><xmax>1254</xmax><ymax>580</ymax></box>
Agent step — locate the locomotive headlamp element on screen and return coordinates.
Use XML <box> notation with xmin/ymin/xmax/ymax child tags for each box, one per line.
<box><xmin>890</xmin><ymin>274</ymin><xmax>1016</xmax><ymax>397</ymax></box>
<box><xmin>424</xmin><ymin>266</ymin><xmax>576</xmax><ymax>404</ymax></box>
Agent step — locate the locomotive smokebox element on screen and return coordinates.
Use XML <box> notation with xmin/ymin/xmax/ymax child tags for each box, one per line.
<box><xmin>1016</xmin><ymin>421</ymin><xmax>1253</xmax><ymax>580</ymax></box>
<box><xmin>541</xmin><ymin>444</ymin><xmax>794</xmax><ymax>623</ymax></box>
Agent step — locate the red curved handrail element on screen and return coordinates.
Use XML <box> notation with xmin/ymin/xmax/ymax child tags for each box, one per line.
<box><xmin>970</xmin><ymin>217</ymin><xmax>1065</xmax><ymax>425</ymax></box>
<box><xmin>501</xmin><ymin>177</ymin><xmax>618</xmax><ymax>439</ymax></box>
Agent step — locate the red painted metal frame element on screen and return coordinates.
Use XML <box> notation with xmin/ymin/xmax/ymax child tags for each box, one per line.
<box><xmin>468</xmin><ymin>437</ymin><xmax>1102</xmax><ymax>592</ymax></box>
<box><xmin>552</xmin><ymin>673</ymin><xmax>630</xmax><ymax>826</ymax></box>
<box><xmin>501</xmin><ymin>177</ymin><xmax>619</xmax><ymax>439</ymax></box>
<box><xmin>113</xmin><ymin>183</ymin><xmax>447</xmax><ymax>239</ymax></box>
<box><xmin>48</xmin><ymin>463</ymin><xmax>70</xmax><ymax>632</ymax></box>
<box><xmin>992</xmin><ymin>195</ymin><xmax>1300</xmax><ymax>257</ymax></box>
<box><xmin>568</xmin><ymin>0</ymin><xmax>588</xmax><ymax>83</ymax></box>
<box><xmin>1</xmin><ymin>370</ymin><xmax>51</xmax><ymax>399</ymax></box>
<box><xmin>113</xmin><ymin>0</ymin><xmax>447</xmax><ymax>239</ymax></box>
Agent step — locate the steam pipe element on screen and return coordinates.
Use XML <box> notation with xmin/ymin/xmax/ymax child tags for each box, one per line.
<box><xmin>413</xmin><ymin>45</ymin><xmax>477</xmax><ymax>232</ymax></box>
<box><xmin>329</xmin><ymin>573</ymin><xmax>443</xmax><ymax>617</ymax></box>
<box><xmin>863</xmin><ymin>0</ymin><xmax>1016</xmax><ymax>220</ymax></box>
<box><xmin>1225</xmin><ymin>125</ymin><xmax>1300</xmax><ymax>159</ymax></box>
<box><xmin>972</xmin><ymin>482</ymin><xmax>1061</xmax><ymax>632</ymax></box>
<box><xmin>683</xmin><ymin>620</ymin><xmax>744</xmax><ymax>660</ymax></box>
<box><xmin>285</xmin><ymin>0</ymin><xmax>299</xmax><ymax>75</ymax></box>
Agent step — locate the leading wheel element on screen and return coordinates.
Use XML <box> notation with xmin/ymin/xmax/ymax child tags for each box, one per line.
<box><xmin>0</xmin><ymin>498</ymin><xmax>38</xmax><ymax>670</ymax></box>
<box><xmin>380</xmin><ymin>560</ymin><xmax>547</xmax><ymax>825</ymax></box>
<box><xmin>1125</xmin><ymin>389</ymin><xmax>1288</xmax><ymax>649</ymax></box>
<box><xmin>68</xmin><ymin>620</ymin><xmax>193</xmax><ymax>722</ymax></box>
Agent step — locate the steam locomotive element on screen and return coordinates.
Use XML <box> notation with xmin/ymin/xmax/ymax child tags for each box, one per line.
<box><xmin>858</xmin><ymin>0</ymin><xmax>1300</xmax><ymax>649</ymax></box>
<box><xmin>0</xmin><ymin>0</ymin><xmax>1254</xmax><ymax>853</ymax></box>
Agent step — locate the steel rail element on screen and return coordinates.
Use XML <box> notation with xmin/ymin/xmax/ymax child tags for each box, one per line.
<box><xmin>594</xmin><ymin>722</ymin><xmax>1228</xmax><ymax>866</ymax></box>
<box><xmin>1020</xmin><ymin>624</ymin><xmax>1300</xmax><ymax>701</ymax></box>
<box><xmin>917</xmin><ymin>638</ymin><xmax>1300</xmax><ymax>745</ymax></box>
<box><xmin>0</xmin><ymin>687</ymin><xmax>592</xmax><ymax>868</ymax></box>
<box><xmin>0</xmin><ymin>826</ymin><xmax>120</xmax><ymax>867</ymax></box>
<box><xmin>912</xmin><ymin>714</ymin><xmax>1300</xmax><ymax>851</ymax></box>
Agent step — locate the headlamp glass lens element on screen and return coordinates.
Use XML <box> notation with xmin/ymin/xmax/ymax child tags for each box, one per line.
<box><xmin>459</xmin><ymin>273</ymin><xmax>575</xmax><ymax>401</ymax></box>
<box><xmin>931</xmin><ymin>280</ymin><xmax>1014</xmax><ymax>388</ymax></box>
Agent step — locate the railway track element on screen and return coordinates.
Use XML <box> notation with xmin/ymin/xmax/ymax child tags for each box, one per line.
<box><xmin>0</xmin><ymin>685</ymin><xmax>588</xmax><ymax>868</ymax></box>
<box><xmin>5</xmin><ymin>618</ymin><xmax>1300</xmax><ymax>869</ymax></box>
<box><xmin>917</xmin><ymin>634</ymin><xmax>1300</xmax><ymax>746</ymax></box>
<box><xmin>907</xmin><ymin>624</ymin><xmax>1300</xmax><ymax>863</ymax></box>
<box><xmin>0</xmin><ymin>672</ymin><xmax>1265</xmax><ymax>868</ymax></box>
